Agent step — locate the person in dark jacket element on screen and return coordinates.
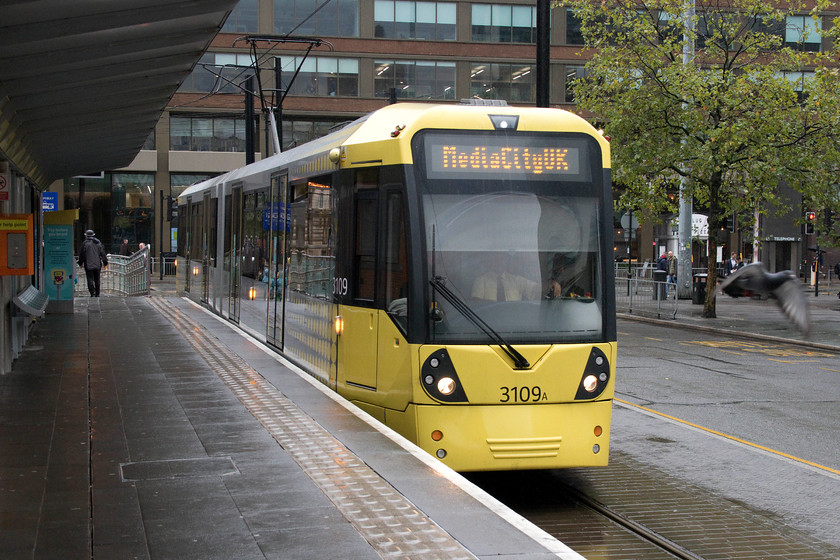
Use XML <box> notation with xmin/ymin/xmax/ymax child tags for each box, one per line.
<box><xmin>78</xmin><ymin>230</ymin><xmax>108</xmax><ymax>297</ymax></box>
<box><xmin>118</xmin><ymin>238</ymin><xmax>130</xmax><ymax>256</ymax></box>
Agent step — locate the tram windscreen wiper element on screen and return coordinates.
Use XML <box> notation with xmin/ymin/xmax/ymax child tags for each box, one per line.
<box><xmin>430</xmin><ymin>277</ymin><xmax>530</xmax><ymax>369</ymax></box>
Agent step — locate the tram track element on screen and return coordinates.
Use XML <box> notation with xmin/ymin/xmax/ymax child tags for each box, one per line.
<box><xmin>557</xmin><ymin>482</ymin><xmax>705</xmax><ymax>560</ymax></box>
<box><xmin>467</xmin><ymin>455</ymin><xmax>840</xmax><ymax>560</ymax></box>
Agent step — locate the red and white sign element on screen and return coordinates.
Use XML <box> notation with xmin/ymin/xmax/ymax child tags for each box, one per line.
<box><xmin>0</xmin><ymin>166</ymin><xmax>9</xmax><ymax>201</ymax></box>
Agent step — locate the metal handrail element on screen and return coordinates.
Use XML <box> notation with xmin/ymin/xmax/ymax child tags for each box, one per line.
<box><xmin>75</xmin><ymin>247</ymin><xmax>150</xmax><ymax>296</ymax></box>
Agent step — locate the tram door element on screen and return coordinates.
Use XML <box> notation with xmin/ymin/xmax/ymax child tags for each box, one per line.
<box><xmin>267</xmin><ymin>173</ymin><xmax>288</xmax><ymax>348</ymax></box>
<box><xmin>228</xmin><ymin>186</ymin><xmax>243</xmax><ymax>322</ymax></box>
<box><xmin>338</xmin><ymin>189</ymin><xmax>379</xmax><ymax>391</ymax></box>
<box><xmin>201</xmin><ymin>191</ymin><xmax>211</xmax><ymax>303</ymax></box>
<box><xmin>182</xmin><ymin>197</ymin><xmax>192</xmax><ymax>293</ymax></box>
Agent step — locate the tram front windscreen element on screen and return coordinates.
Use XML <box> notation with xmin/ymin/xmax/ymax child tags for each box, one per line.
<box><xmin>415</xmin><ymin>130</ymin><xmax>608</xmax><ymax>344</ymax></box>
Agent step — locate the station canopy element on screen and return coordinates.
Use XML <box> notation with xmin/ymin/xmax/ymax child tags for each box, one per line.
<box><xmin>0</xmin><ymin>0</ymin><xmax>238</xmax><ymax>188</ymax></box>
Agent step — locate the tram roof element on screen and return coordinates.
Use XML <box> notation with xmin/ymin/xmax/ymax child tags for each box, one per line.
<box><xmin>0</xmin><ymin>0</ymin><xmax>238</xmax><ymax>188</ymax></box>
<box><xmin>177</xmin><ymin>102</ymin><xmax>610</xmax><ymax>200</ymax></box>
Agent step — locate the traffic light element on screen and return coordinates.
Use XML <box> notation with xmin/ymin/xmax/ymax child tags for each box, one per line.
<box><xmin>804</xmin><ymin>211</ymin><xmax>816</xmax><ymax>234</ymax></box>
<box><xmin>166</xmin><ymin>196</ymin><xmax>178</xmax><ymax>222</ymax></box>
<box><xmin>723</xmin><ymin>215</ymin><xmax>735</xmax><ymax>231</ymax></box>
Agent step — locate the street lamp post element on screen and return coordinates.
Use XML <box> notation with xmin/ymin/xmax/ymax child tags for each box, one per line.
<box><xmin>536</xmin><ymin>0</ymin><xmax>550</xmax><ymax>108</ymax></box>
<box><xmin>677</xmin><ymin>0</ymin><xmax>695</xmax><ymax>299</ymax></box>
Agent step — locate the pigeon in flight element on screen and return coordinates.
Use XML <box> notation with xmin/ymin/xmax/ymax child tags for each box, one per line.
<box><xmin>718</xmin><ymin>263</ymin><xmax>809</xmax><ymax>334</ymax></box>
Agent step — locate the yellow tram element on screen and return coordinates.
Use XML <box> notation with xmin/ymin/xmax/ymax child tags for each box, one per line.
<box><xmin>177</xmin><ymin>101</ymin><xmax>615</xmax><ymax>471</ymax></box>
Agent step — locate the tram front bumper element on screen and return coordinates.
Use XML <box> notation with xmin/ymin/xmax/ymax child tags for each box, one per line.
<box><xmin>412</xmin><ymin>400</ymin><xmax>612</xmax><ymax>472</ymax></box>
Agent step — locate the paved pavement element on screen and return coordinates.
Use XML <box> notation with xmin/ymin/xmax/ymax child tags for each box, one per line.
<box><xmin>620</xmin><ymin>288</ymin><xmax>840</xmax><ymax>351</ymax></box>
<box><xmin>0</xmin><ymin>278</ymin><xmax>570</xmax><ymax>560</ymax></box>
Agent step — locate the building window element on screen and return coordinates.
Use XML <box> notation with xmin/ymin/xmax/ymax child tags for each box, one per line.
<box><xmin>179</xmin><ymin>53</ymin><xmax>255</xmax><ymax>93</ymax></box>
<box><xmin>470</xmin><ymin>63</ymin><xmax>533</xmax><ymax>102</ymax></box>
<box><xmin>565</xmin><ymin>65</ymin><xmax>589</xmax><ymax>103</ymax></box>
<box><xmin>783</xmin><ymin>70</ymin><xmax>815</xmax><ymax>102</ymax></box>
<box><xmin>374</xmin><ymin>60</ymin><xmax>456</xmax><ymax>99</ymax></box>
<box><xmin>112</xmin><ymin>173</ymin><xmax>154</xmax><ymax>252</ymax></box>
<box><xmin>281</xmin><ymin>119</ymin><xmax>350</xmax><ymax>149</ymax></box>
<box><xmin>170</xmin><ymin>116</ymin><xmax>251</xmax><ymax>152</ymax></box>
<box><xmin>566</xmin><ymin>9</ymin><xmax>584</xmax><ymax>45</ymax></box>
<box><xmin>374</xmin><ymin>1</ymin><xmax>457</xmax><ymax>41</ymax></box>
<box><xmin>65</xmin><ymin>173</ymin><xmax>154</xmax><ymax>253</ymax></box>
<box><xmin>274</xmin><ymin>0</ymin><xmax>359</xmax><ymax>37</ymax></box>
<box><xmin>785</xmin><ymin>15</ymin><xmax>821</xmax><ymax>51</ymax></box>
<box><xmin>472</xmin><ymin>4</ymin><xmax>538</xmax><ymax>43</ymax></box>
<box><xmin>281</xmin><ymin>57</ymin><xmax>359</xmax><ymax>96</ymax></box>
<box><xmin>222</xmin><ymin>0</ymin><xmax>259</xmax><ymax>32</ymax></box>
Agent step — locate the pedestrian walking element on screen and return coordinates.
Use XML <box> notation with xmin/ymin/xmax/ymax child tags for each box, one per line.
<box><xmin>724</xmin><ymin>252</ymin><xmax>739</xmax><ymax>277</ymax></box>
<box><xmin>78</xmin><ymin>230</ymin><xmax>108</xmax><ymax>297</ymax></box>
<box><xmin>666</xmin><ymin>251</ymin><xmax>677</xmax><ymax>297</ymax></box>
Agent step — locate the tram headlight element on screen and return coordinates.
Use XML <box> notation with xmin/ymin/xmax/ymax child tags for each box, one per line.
<box><xmin>420</xmin><ymin>350</ymin><xmax>468</xmax><ymax>403</ymax></box>
<box><xmin>574</xmin><ymin>348</ymin><xmax>610</xmax><ymax>400</ymax></box>
<box><xmin>582</xmin><ymin>374</ymin><xmax>599</xmax><ymax>393</ymax></box>
<box><xmin>437</xmin><ymin>377</ymin><xmax>457</xmax><ymax>395</ymax></box>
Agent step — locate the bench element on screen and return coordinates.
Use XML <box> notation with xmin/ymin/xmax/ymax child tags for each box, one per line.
<box><xmin>12</xmin><ymin>285</ymin><xmax>49</xmax><ymax>317</ymax></box>
<box><xmin>10</xmin><ymin>285</ymin><xmax>48</xmax><ymax>360</ymax></box>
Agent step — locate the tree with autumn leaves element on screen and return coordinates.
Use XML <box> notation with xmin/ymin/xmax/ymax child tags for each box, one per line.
<box><xmin>563</xmin><ymin>0</ymin><xmax>840</xmax><ymax>317</ymax></box>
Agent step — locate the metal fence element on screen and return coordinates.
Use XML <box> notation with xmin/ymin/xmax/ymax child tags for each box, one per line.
<box><xmin>615</xmin><ymin>276</ymin><xmax>679</xmax><ymax>319</ymax></box>
<box><xmin>149</xmin><ymin>254</ymin><xmax>178</xmax><ymax>276</ymax></box>
<box><xmin>75</xmin><ymin>247</ymin><xmax>150</xmax><ymax>297</ymax></box>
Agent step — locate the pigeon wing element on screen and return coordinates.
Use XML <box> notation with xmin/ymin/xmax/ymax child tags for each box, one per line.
<box><xmin>770</xmin><ymin>273</ymin><xmax>810</xmax><ymax>335</ymax></box>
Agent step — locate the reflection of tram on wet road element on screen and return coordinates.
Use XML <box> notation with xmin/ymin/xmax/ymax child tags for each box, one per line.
<box><xmin>176</xmin><ymin>101</ymin><xmax>615</xmax><ymax>471</ymax></box>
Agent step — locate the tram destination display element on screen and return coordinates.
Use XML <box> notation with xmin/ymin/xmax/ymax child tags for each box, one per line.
<box><xmin>423</xmin><ymin>132</ymin><xmax>591</xmax><ymax>182</ymax></box>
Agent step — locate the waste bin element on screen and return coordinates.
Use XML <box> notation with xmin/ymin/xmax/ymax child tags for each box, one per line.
<box><xmin>692</xmin><ymin>273</ymin><xmax>708</xmax><ymax>304</ymax></box>
<box><xmin>652</xmin><ymin>270</ymin><xmax>667</xmax><ymax>300</ymax></box>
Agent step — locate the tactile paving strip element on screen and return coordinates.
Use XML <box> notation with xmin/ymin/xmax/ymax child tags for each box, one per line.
<box><xmin>149</xmin><ymin>298</ymin><xmax>476</xmax><ymax>560</ymax></box>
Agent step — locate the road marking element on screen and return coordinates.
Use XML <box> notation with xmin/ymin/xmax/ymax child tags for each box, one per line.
<box><xmin>681</xmin><ymin>340</ymin><xmax>835</xmax><ymax>358</ymax></box>
<box><xmin>615</xmin><ymin>398</ymin><xmax>840</xmax><ymax>477</ymax></box>
<box><xmin>818</xmin><ymin>367</ymin><xmax>840</xmax><ymax>373</ymax></box>
<box><xmin>645</xmin><ymin>337</ymin><xmax>664</xmax><ymax>341</ymax></box>
<box><xmin>767</xmin><ymin>358</ymin><xmax>821</xmax><ymax>364</ymax></box>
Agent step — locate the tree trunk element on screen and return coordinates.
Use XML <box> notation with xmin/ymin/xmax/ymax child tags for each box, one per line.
<box><xmin>701</xmin><ymin>172</ymin><xmax>724</xmax><ymax>318</ymax></box>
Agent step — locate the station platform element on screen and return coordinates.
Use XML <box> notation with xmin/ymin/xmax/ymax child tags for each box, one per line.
<box><xmin>0</xmin><ymin>282</ymin><xmax>573</xmax><ymax>560</ymax></box>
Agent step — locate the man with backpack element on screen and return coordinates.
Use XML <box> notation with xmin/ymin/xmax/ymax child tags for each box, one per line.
<box><xmin>78</xmin><ymin>229</ymin><xmax>108</xmax><ymax>297</ymax></box>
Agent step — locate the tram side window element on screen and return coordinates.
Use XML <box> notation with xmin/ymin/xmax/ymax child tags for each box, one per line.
<box><xmin>190</xmin><ymin>203</ymin><xmax>201</xmax><ymax>258</ymax></box>
<box><xmin>384</xmin><ymin>191</ymin><xmax>408</xmax><ymax>329</ymax></box>
<box><xmin>242</xmin><ymin>192</ymin><xmax>262</xmax><ymax>279</ymax></box>
<box><xmin>177</xmin><ymin>204</ymin><xmax>187</xmax><ymax>258</ymax></box>
<box><xmin>208</xmin><ymin>198</ymin><xmax>218</xmax><ymax>266</ymax></box>
<box><xmin>288</xmin><ymin>183</ymin><xmax>308</xmax><ymax>294</ymax></box>
<box><xmin>287</xmin><ymin>177</ymin><xmax>335</xmax><ymax>298</ymax></box>
<box><xmin>223</xmin><ymin>194</ymin><xmax>232</xmax><ymax>270</ymax></box>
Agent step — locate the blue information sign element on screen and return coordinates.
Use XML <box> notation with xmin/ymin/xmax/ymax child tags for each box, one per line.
<box><xmin>42</xmin><ymin>192</ymin><xmax>58</xmax><ymax>211</ymax></box>
<box><xmin>263</xmin><ymin>202</ymin><xmax>290</xmax><ymax>231</ymax></box>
